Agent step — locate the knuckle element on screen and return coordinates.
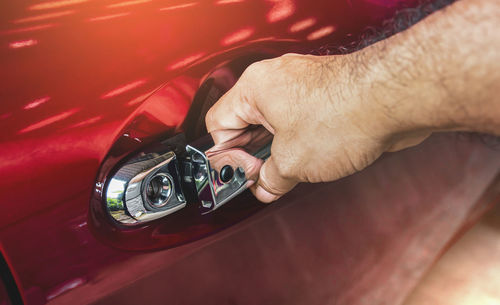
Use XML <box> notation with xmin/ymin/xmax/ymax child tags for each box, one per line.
<box><xmin>277</xmin><ymin>164</ymin><xmax>295</xmax><ymax>180</ymax></box>
<box><xmin>243</xmin><ymin>61</ymin><xmax>264</xmax><ymax>79</ymax></box>
<box><xmin>274</xmin><ymin>156</ymin><xmax>297</xmax><ymax>180</ymax></box>
<box><xmin>279</xmin><ymin>53</ymin><xmax>302</xmax><ymax>65</ymax></box>
<box><xmin>270</xmin><ymin>137</ymin><xmax>301</xmax><ymax>180</ymax></box>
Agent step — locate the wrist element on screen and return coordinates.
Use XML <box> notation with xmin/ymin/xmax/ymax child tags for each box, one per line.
<box><xmin>355</xmin><ymin>36</ymin><xmax>458</xmax><ymax>143</ymax></box>
<box><xmin>321</xmin><ymin>53</ymin><xmax>424</xmax><ymax>149</ymax></box>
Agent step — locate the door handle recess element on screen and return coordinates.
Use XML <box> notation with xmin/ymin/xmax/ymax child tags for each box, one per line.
<box><xmin>105</xmin><ymin>135</ymin><xmax>271</xmax><ymax>225</ymax></box>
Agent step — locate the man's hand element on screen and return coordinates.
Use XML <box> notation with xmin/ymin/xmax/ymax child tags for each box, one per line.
<box><xmin>206</xmin><ymin>0</ymin><xmax>499</xmax><ymax>203</ymax></box>
<box><xmin>206</xmin><ymin>54</ymin><xmax>426</xmax><ymax>202</ymax></box>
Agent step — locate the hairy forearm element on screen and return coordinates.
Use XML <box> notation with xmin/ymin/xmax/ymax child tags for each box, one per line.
<box><xmin>354</xmin><ymin>0</ymin><xmax>500</xmax><ymax>137</ymax></box>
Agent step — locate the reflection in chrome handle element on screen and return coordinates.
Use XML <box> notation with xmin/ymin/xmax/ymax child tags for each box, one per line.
<box><xmin>105</xmin><ymin>151</ymin><xmax>186</xmax><ymax>225</ymax></box>
<box><xmin>105</xmin><ymin>137</ymin><xmax>271</xmax><ymax>225</ymax></box>
<box><xmin>186</xmin><ymin>145</ymin><xmax>249</xmax><ymax>214</ymax></box>
<box><xmin>186</xmin><ymin>141</ymin><xmax>271</xmax><ymax>214</ymax></box>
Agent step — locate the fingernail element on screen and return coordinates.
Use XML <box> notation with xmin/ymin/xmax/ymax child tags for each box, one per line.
<box><xmin>255</xmin><ymin>186</ymin><xmax>279</xmax><ymax>203</ymax></box>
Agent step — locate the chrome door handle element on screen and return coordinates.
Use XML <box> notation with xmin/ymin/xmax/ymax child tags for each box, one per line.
<box><xmin>105</xmin><ymin>134</ymin><xmax>271</xmax><ymax>225</ymax></box>
<box><xmin>185</xmin><ymin>141</ymin><xmax>271</xmax><ymax>215</ymax></box>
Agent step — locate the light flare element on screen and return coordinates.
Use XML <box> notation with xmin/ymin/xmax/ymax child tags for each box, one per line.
<box><xmin>127</xmin><ymin>91</ymin><xmax>153</xmax><ymax>106</ymax></box>
<box><xmin>18</xmin><ymin>108</ymin><xmax>79</xmax><ymax>134</ymax></box>
<box><xmin>101</xmin><ymin>79</ymin><xmax>148</xmax><ymax>99</ymax></box>
<box><xmin>12</xmin><ymin>10</ymin><xmax>75</xmax><ymax>23</ymax></box>
<box><xmin>289</xmin><ymin>17</ymin><xmax>316</xmax><ymax>33</ymax></box>
<box><xmin>221</xmin><ymin>27</ymin><xmax>254</xmax><ymax>46</ymax></box>
<box><xmin>1</xmin><ymin>24</ymin><xmax>55</xmax><ymax>35</ymax></box>
<box><xmin>159</xmin><ymin>3</ymin><xmax>197</xmax><ymax>11</ymax></box>
<box><xmin>9</xmin><ymin>39</ymin><xmax>38</xmax><ymax>49</ymax></box>
<box><xmin>266</xmin><ymin>0</ymin><xmax>295</xmax><ymax>23</ymax></box>
<box><xmin>29</xmin><ymin>0</ymin><xmax>88</xmax><ymax>10</ymax></box>
<box><xmin>88</xmin><ymin>12</ymin><xmax>130</xmax><ymax>22</ymax></box>
<box><xmin>69</xmin><ymin>116</ymin><xmax>102</xmax><ymax>128</ymax></box>
<box><xmin>307</xmin><ymin>25</ymin><xmax>336</xmax><ymax>40</ymax></box>
<box><xmin>107</xmin><ymin>0</ymin><xmax>151</xmax><ymax>8</ymax></box>
<box><xmin>46</xmin><ymin>278</ymin><xmax>85</xmax><ymax>301</ymax></box>
<box><xmin>23</xmin><ymin>96</ymin><xmax>50</xmax><ymax>109</ymax></box>
<box><xmin>215</xmin><ymin>0</ymin><xmax>244</xmax><ymax>4</ymax></box>
<box><xmin>167</xmin><ymin>52</ymin><xmax>206</xmax><ymax>70</ymax></box>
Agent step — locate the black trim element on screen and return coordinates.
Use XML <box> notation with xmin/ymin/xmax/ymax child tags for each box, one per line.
<box><xmin>0</xmin><ymin>252</ymin><xmax>23</xmax><ymax>305</ymax></box>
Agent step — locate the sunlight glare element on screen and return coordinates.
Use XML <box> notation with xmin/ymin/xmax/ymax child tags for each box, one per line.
<box><xmin>88</xmin><ymin>12</ymin><xmax>130</xmax><ymax>22</ymax></box>
<box><xmin>69</xmin><ymin>116</ymin><xmax>102</xmax><ymax>128</ymax></box>
<box><xmin>2</xmin><ymin>24</ymin><xmax>55</xmax><ymax>35</ymax></box>
<box><xmin>215</xmin><ymin>0</ymin><xmax>244</xmax><ymax>4</ymax></box>
<box><xmin>266</xmin><ymin>0</ymin><xmax>295</xmax><ymax>23</ymax></box>
<box><xmin>167</xmin><ymin>52</ymin><xmax>206</xmax><ymax>70</ymax></box>
<box><xmin>159</xmin><ymin>3</ymin><xmax>197</xmax><ymax>11</ymax></box>
<box><xmin>289</xmin><ymin>17</ymin><xmax>316</xmax><ymax>33</ymax></box>
<box><xmin>18</xmin><ymin>108</ymin><xmax>79</xmax><ymax>134</ymax></box>
<box><xmin>12</xmin><ymin>10</ymin><xmax>75</xmax><ymax>24</ymax></box>
<box><xmin>9</xmin><ymin>39</ymin><xmax>38</xmax><ymax>49</ymax></box>
<box><xmin>23</xmin><ymin>96</ymin><xmax>50</xmax><ymax>109</ymax></box>
<box><xmin>307</xmin><ymin>25</ymin><xmax>336</xmax><ymax>40</ymax></box>
<box><xmin>101</xmin><ymin>79</ymin><xmax>148</xmax><ymax>99</ymax></box>
<box><xmin>107</xmin><ymin>0</ymin><xmax>151</xmax><ymax>9</ymax></box>
<box><xmin>29</xmin><ymin>0</ymin><xmax>88</xmax><ymax>10</ymax></box>
<box><xmin>221</xmin><ymin>27</ymin><xmax>254</xmax><ymax>46</ymax></box>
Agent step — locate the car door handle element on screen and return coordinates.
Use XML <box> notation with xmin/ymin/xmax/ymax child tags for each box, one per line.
<box><xmin>105</xmin><ymin>133</ymin><xmax>271</xmax><ymax>225</ymax></box>
<box><xmin>89</xmin><ymin>51</ymin><xmax>287</xmax><ymax>249</ymax></box>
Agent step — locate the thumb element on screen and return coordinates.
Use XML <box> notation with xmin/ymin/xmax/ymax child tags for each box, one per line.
<box><xmin>250</xmin><ymin>156</ymin><xmax>297</xmax><ymax>203</ymax></box>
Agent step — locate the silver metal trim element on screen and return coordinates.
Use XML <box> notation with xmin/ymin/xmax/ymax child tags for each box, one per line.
<box><xmin>186</xmin><ymin>145</ymin><xmax>249</xmax><ymax>214</ymax></box>
<box><xmin>105</xmin><ymin>151</ymin><xmax>186</xmax><ymax>225</ymax></box>
<box><xmin>104</xmin><ymin>139</ymin><xmax>272</xmax><ymax>225</ymax></box>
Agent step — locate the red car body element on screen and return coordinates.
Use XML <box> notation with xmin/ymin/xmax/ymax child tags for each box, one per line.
<box><xmin>1</xmin><ymin>0</ymin><xmax>499</xmax><ymax>304</ymax></box>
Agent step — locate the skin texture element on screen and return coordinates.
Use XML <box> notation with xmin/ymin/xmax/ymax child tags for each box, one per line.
<box><xmin>206</xmin><ymin>0</ymin><xmax>500</xmax><ymax>203</ymax></box>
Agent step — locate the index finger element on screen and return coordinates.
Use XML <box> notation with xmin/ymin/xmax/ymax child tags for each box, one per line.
<box><xmin>205</xmin><ymin>85</ymin><xmax>252</xmax><ymax>136</ymax></box>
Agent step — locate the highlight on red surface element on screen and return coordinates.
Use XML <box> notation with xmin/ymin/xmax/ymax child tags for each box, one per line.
<box><xmin>1</xmin><ymin>24</ymin><xmax>56</xmax><ymax>35</ymax></box>
<box><xmin>107</xmin><ymin>0</ymin><xmax>151</xmax><ymax>9</ymax></box>
<box><xmin>159</xmin><ymin>3</ymin><xmax>198</xmax><ymax>11</ymax></box>
<box><xmin>46</xmin><ymin>277</ymin><xmax>85</xmax><ymax>301</ymax></box>
<box><xmin>289</xmin><ymin>17</ymin><xmax>316</xmax><ymax>33</ymax></box>
<box><xmin>23</xmin><ymin>96</ymin><xmax>50</xmax><ymax>110</ymax></box>
<box><xmin>266</xmin><ymin>0</ymin><xmax>295</xmax><ymax>23</ymax></box>
<box><xmin>87</xmin><ymin>12</ymin><xmax>131</xmax><ymax>22</ymax></box>
<box><xmin>167</xmin><ymin>52</ymin><xmax>206</xmax><ymax>71</ymax></box>
<box><xmin>8</xmin><ymin>39</ymin><xmax>38</xmax><ymax>49</ymax></box>
<box><xmin>68</xmin><ymin>116</ymin><xmax>103</xmax><ymax>129</ymax></box>
<box><xmin>215</xmin><ymin>0</ymin><xmax>245</xmax><ymax>4</ymax></box>
<box><xmin>11</xmin><ymin>10</ymin><xmax>75</xmax><ymax>24</ymax></box>
<box><xmin>18</xmin><ymin>108</ymin><xmax>80</xmax><ymax>134</ymax></box>
<box><xmin>140</xmin><ymin>84</ymin><xmax>193</xmax><ymax>127</ymax></box>
<box><xmin>100</xmin><ymin>79</ymin><xmax>149</xmax><ymax>100</ymax></box>
<box><xmin>127</xmin><ymin>91</ymin><xmax>155</xmax><ymax>106</ymax></box>
<box><xmin>221</xmin><ymin>27</ymin><xmax>255</xmax><ymax>46</ymax></box>
<box><xmin>29</xmin><ymin>0</ymin><xmax>88</xmax><ymax>10</ymax></box>
<box><xmin>307</xmin><ymin>25</ymin><xmax>336</xmax><ymax>40</ymax></box>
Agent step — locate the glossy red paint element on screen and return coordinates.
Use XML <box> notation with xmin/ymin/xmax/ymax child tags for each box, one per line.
<box><xmin>5</xmin><ymin>0</ymin><xmax>497</xmax><ymax>305</ymax></box>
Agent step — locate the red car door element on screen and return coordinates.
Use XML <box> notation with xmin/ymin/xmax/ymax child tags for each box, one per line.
<box><xmin>1</xmin><ymin>0</ymin><xmax>499</xmax><ymax>304</ymax></box>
